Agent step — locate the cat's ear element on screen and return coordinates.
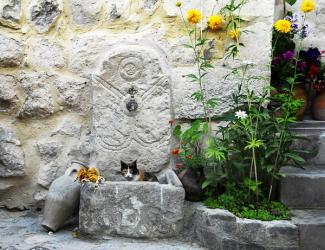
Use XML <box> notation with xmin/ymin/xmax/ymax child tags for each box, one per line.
<box><xmin>131</xmin><ymin>160</ymin><xmax>137</xmax><ymax>168</ymax></box>
<box><xmin>121</xmin><ymin>161</ymin><xmax>127</xmax><ymax>170</ymax></box>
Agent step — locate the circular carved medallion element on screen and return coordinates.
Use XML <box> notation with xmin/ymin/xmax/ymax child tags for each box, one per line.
<box><xmin>119</xmin><ymin>57</ymin><xmax>143</xmax><ymax>81</ymax></box>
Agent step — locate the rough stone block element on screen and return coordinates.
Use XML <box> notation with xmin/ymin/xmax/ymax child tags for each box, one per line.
<box><xmin>0</xmin><ymin>0</ymin><xmax>22</xmax><ymax>28</ymax></box>
<box><xmin>0</xmin><ymin>34</ymin><xmax>23</xmax><ymax>67</ymax></box>
<box><xmin>280</xmin><ymin>166</ymin><xmax>325</xmax><ymax>208</ymax></box>
<box><xmin>28</xmin><ymin>0</ymin><xmax>62</xmax><ymax>33</ymax></box>
<box><xmin>79</xmin><ymin>182</ymin><xmax>185</xmax><ymax>238</ymax></box>
<box><xmin>0</xmin><ymin>127</ymin><xmax>25</xmax><ymax>177</ymax></box>
<box><xmin>184</xmin><ymin>203</ymin><xmax>298</xmax><ymax>250</ymax></box>
<box><xmin>0</xmin><ymin>74</ymin><xmax>18</xmax><ymax>112</ymax></box>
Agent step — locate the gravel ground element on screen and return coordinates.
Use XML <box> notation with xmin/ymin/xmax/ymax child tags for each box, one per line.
<box><xmin>0</xmin><ymin>210</ymin><xmax>206</xmax><ymax>250</ymax></box>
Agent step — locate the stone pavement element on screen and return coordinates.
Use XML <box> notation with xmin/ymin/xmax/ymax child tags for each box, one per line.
<box><xmin>0</xmin><ymin>210</ymin><xmax>206</xmax><ymax>250</ymax></box>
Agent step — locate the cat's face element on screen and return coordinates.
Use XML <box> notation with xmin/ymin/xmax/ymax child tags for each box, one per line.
<box><xmin>120</xmin><ymin>160</ymin><xmax>139</xmax><ymax>181</ymax></box>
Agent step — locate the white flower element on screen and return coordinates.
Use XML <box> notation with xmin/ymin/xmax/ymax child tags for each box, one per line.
<box><xmin>242</xmin><ymin>60</ymin><xmax>255</xmax><ymax>66</ymax></box>
<box><xmin>235</xmin><ymin>110</ymin><xmax>248</xmax><ymax>120</ymax></box>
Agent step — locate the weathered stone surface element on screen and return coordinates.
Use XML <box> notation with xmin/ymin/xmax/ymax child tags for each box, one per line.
<box><xmin>51</xmin><ymin>118</ymin><xmax>81</xmax><ymax>137</ymax></box>
<box><xmin>91</xmin><ymin>43</ymin><xmax>172</xmax><ymax>175</ymax></box>
<box><xmin>79</xmin><ymin>182</ymin><xmax>185</xmax><ymax>238</ymax></box>
<box><xmin>69</xmin><ymin>0</ymin><xmax>101</xmax><ymax>27</ymax></box>
<box><xmin>0</xmin><ymin>74</ymin><xmax>18</xmax><ymax>112</ymax></box>
<box><xmin>37</xmin><ymin>141</ymin><xmax>63</xmax><ymax>188</ymax></box>
<box><xmin>18</xmin><ymin>71</ymin><xmax>54</xmax><ymax>118</ymax></box>
<box><xmin>0</xmin><ymin>34</ymin><xmax>23</xmax><ymax>67</ymax></box>
<box><xmin>290</xmin><ymin>121</ymin><xmax>325</xmax><ymax>166</ymax></box>
<box><xmin>53</xmin><ymin>75</ymin><xmax>89</xmax><ymax>112</ymax></box>
<box><xmin>280</xmin><ymin>166</ymin><xmax>325</xmax><ymax>208</ymax></box>
<box><xmin>27</xmin><ymin>39</ymin><xmax>65</xmax><ymax>69</ymax></box>
<box><xmin>184</xmin><ymin>202</ymin><xmax>299</xmax><ymax>250</ymax></box>
<box><xmin>29</xmin><ymin>0</ymin><xmax>62</xmax><ymax>33</ymax></box>
<box><xmin>0</xmin><ymin>127</ymin><xmax>25</xmax><ymax>177</ymax></box>
<box><xmin>291</xmin><ymin>209</ymin><xmax>325</xmax><ymax>250</ymax></box>
<box><xmin>103</xmin><ymin>0</ymin><xmax>130</xmax><ymax>21</ymax></box>
<box><xmin>0</xmin><ymin>0</ymin><xmax>21</xmax><ymax>28</ymax></box>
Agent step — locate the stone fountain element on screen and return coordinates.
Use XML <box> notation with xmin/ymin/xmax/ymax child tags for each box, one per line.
<box><xmin>79</xmin><ymin>43</ymin><xmax>185</xmax><ymax>239</ymax></box>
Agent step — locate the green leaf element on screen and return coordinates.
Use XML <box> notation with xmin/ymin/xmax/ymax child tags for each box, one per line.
<box><xmin>202</xmin><ymin>180</ymin><xmax>212</xmax><ymax>189</ymax></box>
<box><xmin>191</xmin><ymin>91</ymin><xmax>204</xmax><ymax>101</ymax></box>
<box><xmin>286</xmin><ymin>0</ymin><xmax>297</xmax><ymax>6</ymax></box>
<box><xmin>285</xmin><ymin>153</ymin><xmax>305</xmax><ymax>163</ymax></box>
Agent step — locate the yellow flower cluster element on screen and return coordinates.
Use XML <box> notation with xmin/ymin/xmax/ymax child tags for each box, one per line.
<box><xmin>300</xmin><ymin>0</ymin><xmax>316</xmax><ymax>13</ymax></box>
<box><xmin>207</xmin><ymin>15</ymin><xmax>223</xmax><ymax>30</ymax></box>
<box><xmin>77</xmin><ymin>167</ymin><xmax>101</xmax><ymax>183</ymax></box>
<box><xmin>187</xmin><ymin>9</ymin><xmax>202</xmax><ymax>24</ymax></box>
<box><xmin>229</xmin><ymin>29</ymin><xmax>241</xmax><ymax>41</ymax></box>
<box><xmin>274</xmin><ymin>19</ymin><xmax>291</xmax><ymax>34</ymax></box>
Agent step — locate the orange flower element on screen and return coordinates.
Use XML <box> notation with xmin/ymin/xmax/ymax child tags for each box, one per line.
<box><xmin>172</xmin><ymin>148</ymin><xmax>180</xmax><ymax>155</ymax></box>
<box><xmin>186</xmin><ymin>154</ymin><xmax>192</xmax><ymax>160</ymax></box>
<box><xmin>77</xmin><ymin>168</ymin><xmax>87</xmax><ymax>181</ymax></box>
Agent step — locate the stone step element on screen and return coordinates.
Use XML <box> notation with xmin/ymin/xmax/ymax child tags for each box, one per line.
<box><xmin>290</xmin><ymin>120</ymin><xmax>325</xmax><ymax>166</ymax></box>
<box><xmin>291</xmin><ymin>209</ymin><xmax>325</xmax><ymax>250</ymax></box>
<box><xmin>280</xmin><ymin>166</ymin><xmax>325</xmax><ymax>208</ymax></box>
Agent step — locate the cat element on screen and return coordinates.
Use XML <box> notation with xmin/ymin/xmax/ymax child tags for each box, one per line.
<box><xmin>120</xmin><ymin>160</ymin><xmax>158</xmax><ymax>182</ymax></box>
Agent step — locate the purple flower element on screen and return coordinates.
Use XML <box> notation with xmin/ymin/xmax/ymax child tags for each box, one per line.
<box><xmin>297</xmin><ymin>61</ymin><xmax>307</xmax><ymax>71</ymax></box>
<box><xmin>272</xmin><ymin>57</ymin><xmax>281</xmax><ymax>65</ymax></box>
<box><xmin>282</xmin><ymin>50</ymin><xmax>295</xmax><ymax>61</ymax></box>
<box><xmin>300</xmin><ymin>24</ymin><xmax>309</xmax><ymax>39</ymax></box>
<box><xmin>285</xmin><ymin>15</ymin><xmax>299</xmax><ymax>34</ymax></box>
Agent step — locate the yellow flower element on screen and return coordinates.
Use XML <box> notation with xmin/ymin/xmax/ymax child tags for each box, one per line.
<box><xmin>274</xmin><ymin>19</ymin><xmax>291</xmax><ymax>33</ymax></box>
<box><xmin>207</xmin><ymin>15</ymin><xmax>223</xmax><ymax>30</ymax></box>
<box><xmin>187</xmin><ymin>9</ymin><xmax>202</xmax><ymax>24</ymax></box>
<box><xmin>229</xmin><ymin>29</ymin><xmax>241</xmax><ymax>41</ymax></box>
<box><xmin>176</xmin><ymin>1</ymin><xmax>181</xmax><ymax>7</ymax></box>
<box><xmin>300</xmin><ymin>0</ymin><xmax>315</xmax><ymax>13</ymax></box>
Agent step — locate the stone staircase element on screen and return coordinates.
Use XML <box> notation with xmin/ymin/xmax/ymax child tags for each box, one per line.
<box><xmin>281</xmin><ymin>121</ymin><xmax>325</xmax><ymax>250</ymax></box>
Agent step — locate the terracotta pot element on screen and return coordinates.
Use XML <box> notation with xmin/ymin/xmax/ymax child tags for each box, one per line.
<box><xmin>312</xmin><ymin>91</ymin><xmax>325</xmax><ymax>120</ymax></box>
<box><xmin>294</xmin><ymin>87</ymin><xmax>308</xmax><ymax>121</ymax></box>
<box><xmin>178</xmin><ymin>168</ymin><xmax>205</xmax><ymax>201</ymax></box>
<box><xmin>41</xmin><ymin>162</ymin><xmax>87</xmax><ymax>232</ymax></box>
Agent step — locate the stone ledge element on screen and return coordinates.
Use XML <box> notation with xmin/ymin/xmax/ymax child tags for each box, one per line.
<box><xmin>79</xmin><ymin>181</ymin><xmax>185</xmax><ymax>239</ymax></box>
<box><xmin>183</xmin><ymin>202</ymin><xmax>299</xmax><ymax>250</ymax></box>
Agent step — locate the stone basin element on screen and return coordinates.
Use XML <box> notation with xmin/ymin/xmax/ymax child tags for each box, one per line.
<box><xmin>79</xmin><ymin>181</ymin><xmax>185</xmax><ymax>239</ymax></box>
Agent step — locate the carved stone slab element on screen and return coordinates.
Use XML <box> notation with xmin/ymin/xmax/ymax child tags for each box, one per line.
<box><xmin>91</xmin><ymin>44</ymin><xmax>172</xmax><ymax>176</ymax></box>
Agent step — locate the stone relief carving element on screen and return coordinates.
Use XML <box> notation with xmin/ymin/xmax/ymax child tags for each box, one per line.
<box><xmin>91</xmin><ymin>45</ymin><xmax>172</xmax><ymax>176</ymax></box>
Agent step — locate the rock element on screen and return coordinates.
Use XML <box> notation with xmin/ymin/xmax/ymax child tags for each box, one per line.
<box><xmin>18</xmin><ymin>71</ymin><xmax>54</xmax><ymax>118</ymax></box>
<box><xmin>37</xmin><ymin>161</ymin><xmax>61</xmax><ymax>188</ymax></box>
<box><xmin>29</xmin><ymin>0</ymin><xmax>62</xmax><ymax>33</ymax></box>
<box><xmin>68</xmin><ymin>0</ymin><xmax>101</xmax><ymax>27</ymax></box>
<box><xmin>0</xmin><ymin>34</ymin><xmax>23</xmax><ymax>67</ymax></box>
<box><xmin>53</xmin><ymin>75</ymin><xmax>89</xmax><ymax>112</ymax></box>
<box><xmin>0</xmin><ymin>74</ymin><xmax>18</xmax><ymax>112</ymax></box>
<box><xmin>103</xmin><ymin>0</ymin><xmax>130</xmax><ymax>21</ymax></box>
<box><xmin>33</xmin><ymin>190</ymin><xmax>48</xmax><ymax>201</ymax></box>
<box><xmin>37</xmin><ymin>141</ymin><xmax>63</xmax><ymax>163</ymax></box>
<box><xmin>184</xmin><ymin>202</ymin><xmax>299</xmax><ymax>250</ymax></box>
<box><xmin>0</xmin><ymin>127</ymin><xmax>25</xmax><ymax>177</ymax></box>
<box><xmin>27</xmin><ymin>39</ymin><xmax>65</xmax><ymax>69</ymax></box>
<box><xmin>157</xmin><ymin>168</ymin><xmax>183</xmax><ymax>187</ymax></box>
<box><xmin>91</xmin><ymin>43</ymin><xmax>172</xmax><ymax>175</ymax></box>
<box><xmin>51</xmin><ymin>118</ymin><xmax>81</xmax><ymax>137</ymax></box>
<box><xmin>37</xmin><ymin>141</ymin><xmax>63</xmax><ymax>188</ymax></box>
<box><xmin>0</xmin><ymin>0</ymin><xmax>22</xmax><ymax>28</ymax></box>
<box><xmin>0</xmin><ymin>182</ymin><xmax>14</xmax><ymax>192</ymax></box>
<box><xmin>140</xmin><ymin>0</ymin><xmax>159</xmax><ymax>12</ymax></box>
<box><xmin>79</xmin><ymin>182</ymin><xmax>185</xmax><ymax>238</ymax></box>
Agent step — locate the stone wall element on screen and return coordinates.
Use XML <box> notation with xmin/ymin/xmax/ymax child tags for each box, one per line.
<box><xmin>0</xmin><ymin>0</ymin><xmax>274</xmax><ymax>209</ymax></box>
